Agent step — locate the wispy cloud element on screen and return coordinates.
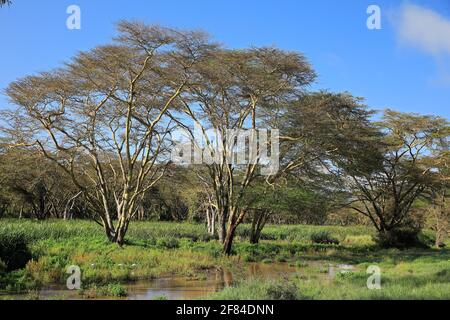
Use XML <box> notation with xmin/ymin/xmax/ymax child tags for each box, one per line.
<box><xmin>395</xmin><ymin>3</ymin><xmax>450</xmax><ymax>56</ymax></box>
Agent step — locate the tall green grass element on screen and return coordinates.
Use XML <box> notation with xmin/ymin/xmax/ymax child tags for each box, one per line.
<box><xmin>209</xmin><ymin>248</ymin><xmax>450</xmax><ymax>300</ymax></box>
<box><xmin>0</xmin><ymin>219</ymin><xmax>374</xmax><ymax>243</ymax></box>
<box><xmin>0</xmin><ymin>219</ymin><xmax>448</xmax><ymax>299</ymax></box>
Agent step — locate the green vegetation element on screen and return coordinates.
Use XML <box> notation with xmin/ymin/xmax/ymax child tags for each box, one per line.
<box><xmin>0</xmin><ymin>220</ymin><xmax>449</xmax><ymax>299</ymax></box>
<box><xmin>310</xmin><ymin>231</ymin><xmax>340</xmax><ymax>245</ymax></box>
<box><xmin>0</xmin><ymin>231</ymin><xmax>32</xmax><ymax>271</ymax></box>
<box><xmin>0</xmin><ymin>21</ymin><xmax>448</xmax><ymax>300</ymax></box>
<box><xmin>208</xmin><ymin>248</ymin><xmax>450</xmax><ymax>300</ymax></box>
<box><xmin>80</xmin><ymin>283</ymin><xmax>128</xmax><ymax>298</ymax></box>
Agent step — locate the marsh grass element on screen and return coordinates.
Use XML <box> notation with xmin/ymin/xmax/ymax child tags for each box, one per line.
<box><xmin>0</xmin><ymin>219</ymin><xmax>449</xmax><ymax>299</ymax></box>
<box><xmin>208</xmin><ymin>247</ymin><xmax>450</xmax><ymax>300</ymax></box>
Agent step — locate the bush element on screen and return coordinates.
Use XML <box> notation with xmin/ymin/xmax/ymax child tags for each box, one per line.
<box><xmin>376</xmin><ymin>227</ymin><xmax>427</xmax><ymax>249</ymax></box>
<box><xmin>310</xmin><ymin>231</ymin><xmax>339</xmax><ymax>245</ymax></box>
<box><xmin>0</xmin><ymin>232</ymin><xmax>32</xmax><ymax>271</ymax></box>
<box><xmin>105</xmin><ymin>283</ymin><xmax>127</xmax><ymax>297</ymax></box>
<box><xmin>266</xmin><ymin>280</ymin><xmax>299</xmax><ymax>300</ymax></box>
<box><xmin>81</xmin><ymin>283</ymin><xmax>127</xmax><ymax>298</ymax></box>
<box><xmin>156</xmin><ymin>237</ymin><xmax>180</xmax><ymax>249</ymax></box>
<box><xmin>0</xmin><ymin>259</ymin><xmax>6</xmax><ymax>273</ymax></box>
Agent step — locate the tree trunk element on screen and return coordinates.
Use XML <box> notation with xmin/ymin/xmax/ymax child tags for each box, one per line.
<box><xmin>249</xmin><ymin>210</ymin><xmax>270</xmax><ymax>244</ymax></box>
<box><xmin>206</xmin><ymin>206</ymin><xmax>217</xmax><ymax>236</ymax></box>
<box><xmin>114</xmin><ymin>215</ymin><xmax>130</xmax><ymax>246</ymax></box>
<box><xmin>211</xmin><ymin>209</ymin><xmax>216</xmax><ymax>235</ymax></box>
<box><xmin>223</xmin><ymin>225</ymin><xmax>236</xmax><ymax>255</ymax></box>
<box><xmin>218</xmin><ymin>208</ymin><xmax>227</xmax><ymax>243</ymax></box>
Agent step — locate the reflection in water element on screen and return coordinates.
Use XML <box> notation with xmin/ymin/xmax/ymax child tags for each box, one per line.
<box><xmin>5</xmin><ymin>262</ymin><xmax>303</xmax><ymax>300</ymax></box>
<box><xmin>126</xmin><ymin>273</ymin><xmax>228</xmax><ymax>300</ymax></box>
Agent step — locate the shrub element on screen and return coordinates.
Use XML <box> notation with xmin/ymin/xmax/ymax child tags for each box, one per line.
<box><xmin>418</xmin><ymin>232</ymin><xmax>436</xmax><ymax>248</ymax></box>
<box><xmin>0</xmin><ymin>259</ymin><xmax>6</xmax><ymax>274</ymax></box>
<box><xmin>376</xmin><ymin>227</ymin><xmax>427</xmax><ymax>249</ymax></box>
<box><xmin>156</xmin><ymin>237</ymin><xmax>180</xmax><ymax>249</ymax></box>
<box><xmin>81</xmin><ymin>283</ymin><xmax>127</xmax><ymax>298</ymax></box>
<box><xmin>242</xmin><ymin>254</ymin><xmax>257</xmax><ymax>262</ymax></box>
<box><xmin>266</xmin><ymin>280</ymin><xmax>299</xmax><ymax>300</ymax></box>
<box><xmin>295</xmin><ymin>261</ymin><xmax>307</xmax><ymax>268</ymax></box>
<box><xmin>0</xmin><ymin>232</ymin><xmax>32</xmax><ymax>271</ymax></box>
<box><xmin>310</xmin><ymin>231</ymin><xmax>339</xmax><ymax>245</ymax></box>
<box><xmin>105</xmin><ymin>283</ymin><xmax>127</xmax><ymax>297</ymax></box>
<box><xmin>275</xmin><ymin>255</ymin><xmax>288</xmax><ymax>263</ymax></box>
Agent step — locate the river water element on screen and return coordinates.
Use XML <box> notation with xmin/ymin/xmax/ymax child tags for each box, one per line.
<box><xmin>22</xmin><ymin>262</ymin><xmax>301</xmax><ymax>300</ymax></box>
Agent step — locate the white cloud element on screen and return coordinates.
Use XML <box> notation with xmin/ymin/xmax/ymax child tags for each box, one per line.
<box><xmin>396</xmin><ymin>3</ymin><xmax>450</xmax><ymax>56</ymax></box>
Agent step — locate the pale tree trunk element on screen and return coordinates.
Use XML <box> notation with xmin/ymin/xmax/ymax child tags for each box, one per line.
<box><xmin>206</xmin><ymin>206</ymin><xmax>217</xmax><ymax>236</ymax></box>
<box><xmin>206</xmin><ymin>207</ymin><xmax>212</xmax><ymax>235</ymax></box>
<box><xmin>218</xmin><ymin>207</ymin><xmax>228</xmax><ymax>243</ymax></box>
<box><xmin>63</xmin><ymin>191</ymin><xmax>82</xmax><ymax>220</ymax></box>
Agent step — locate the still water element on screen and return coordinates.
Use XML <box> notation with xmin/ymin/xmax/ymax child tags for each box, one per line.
<box><xmin>33</xmin><ymin>262</ymin><xmax>300</xmax><ymax>300</ymax></box>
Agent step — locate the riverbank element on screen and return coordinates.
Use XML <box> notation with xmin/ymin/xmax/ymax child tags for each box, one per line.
<box><xmin>1</xmin><ymin>220</ymin><xmax>449</xmax><ymax>300</ymax></box>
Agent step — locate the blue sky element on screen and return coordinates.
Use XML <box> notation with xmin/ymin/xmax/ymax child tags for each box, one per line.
<box><xmin>0</xmin><ymin>0</ymin><xmax>449</xmax><ymax>119</ymax></box>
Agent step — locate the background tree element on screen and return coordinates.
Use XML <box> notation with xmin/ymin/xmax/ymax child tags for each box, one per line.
<box><xmin>329</xmin><ymin>110</ymin><xmax>449</xmax><ymax>247</ymax></box>
<box><xmin>0</xmin><ymin>148</ymin><xmax>80</xmax><ymax>219</ymax></box>
<box><xmin>424</xmin><ymin>140</ymin><xmax>450</xmax><ymax>247</ymax></box>
<box><xmin>244</xmin><ymin>181</ymin><xmax>330</xmax><ymax>244</ymax></box>
<box><xmin>252</xmin><ymin>92</ymin><xmax>379</xmax><ymax>238</ymax></box>
<box><xmin>0</xmin><ymin>0</ymin><xmax>11</xmax><ymax>7</ymax></box>
<box><xmin>179</xmin><ymin>47</ymin><xmax>316</xmax><ymax>254</ymax></box>
<box><xmin>3</xmin><ymin>22</ymin><xmax>213</xmax><ymax>245</ymax></box>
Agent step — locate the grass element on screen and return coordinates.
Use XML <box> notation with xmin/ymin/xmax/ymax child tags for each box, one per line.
<box><xmin>0</xmin><ymin>219</ymin><xmax>449</xmax><ymax>299</ymax></box>
<box><xmin>0</xmin><ymin>219</ymin><xmax>373</xmax><ymax>243</ymax></box>
<box><xmin>208</xmin><ymin>247</ymin><xmax>450</xmax><ymax>300</ymax></box>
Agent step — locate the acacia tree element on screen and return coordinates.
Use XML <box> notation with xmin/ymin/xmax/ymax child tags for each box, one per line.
<box><xmin>246</xmin><ymin>92</ymin><xmax>379</xmax><ymax>240</ymax></box>
<box><xmin>0</xmin><ymin>148</ymin><xmax>80</xmax><ymax>219</ymax></box>
<box><xmin>243</xmin><ymin>181</ymin><xmax>330</xmax><ymax>244</ymax></box>
<box><xmin>3</xmin><ymin>22</ymin><xmax>212</xmax><ymax>245</ymax></box>
<box><xmin>178</xmin><ymin>47</ymin><xmax>316</xmax><ymax>254</ymax></box>
<box><xmin>328</xmin><ymin>110</ymin><xmax>449</xmax><ymax>246</ymax></box>
<box><xmin>425</xmin><ymin>142</ymin><xmax>450</xmax><ymax>247</ymax></box>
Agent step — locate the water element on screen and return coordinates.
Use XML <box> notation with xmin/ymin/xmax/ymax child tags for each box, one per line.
<box><xmin>3</xmin><ymin>262</ymin><xmax>353</xmax><ymax>300</ymax></box>
<box><xmin>2</xmin><ymin>262</ymin><xmax>297</xmax><ymax>300</ymax></box>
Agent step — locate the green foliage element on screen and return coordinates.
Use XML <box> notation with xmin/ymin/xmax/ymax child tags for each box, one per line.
<box><xmin>156</xmin><ymin>237</ymin><xmax>180</xmax><ymax>249</ymax></box>
<box><xmin>104</xmin><ymin>283</ymin><xmax>127</xmax><ymax>297</ymax></box>
<box><xmin>310</xmin><ymin>231</ymin><xmax>339</xmax><ymax>245</ymax></box>
<box><xmin>266</xmin><ymin>280</ymin><xmax>300</xmax><ymax>300</ymax></box>
<box><xmin>0</xmin><ymin>219</ymin><xmax>449</xmax><ymax>300</ymax></box>
<box><xmin>81</xmin><ymin>283</ymin><xmax>127</xmax><ymax>298</ymax></box>
<box><xmin>209</xmin><ymin>248</ymin><xmax>450</xmax><ymax>300</ymax></box>
<box><xmin>0</xmin><ymin>232</ymin><xmax>32</xmax><ymax>271</ymax></box>
<box><xmin>341</xmin><ymin>235</ymin><xmax>375</xmax><ymax>247</ymax></box>
<box><xmin>209</xmin><ymin>278</ymin><xmax>308</xmax><ymax>300</ymax></box>
<box><xmin>243</xmin><ymin>183</ymin><xmax>331</xmax><ymax>224</ymax></box>
<box><xmin>376</xmin><ymin>227</ymin><xmax>428</xmax><ymax>249</ymax></box>
<box><xmin>0</xmin><ymin>259</ymin><xmax>6</xmax><ymax>273</ymax></box>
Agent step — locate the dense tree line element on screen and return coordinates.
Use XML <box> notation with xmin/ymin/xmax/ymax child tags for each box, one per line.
<box><xmin>0</xmin><ymin>0</ymin><xmax>11</xmax><ymax>7</ymax></box>
<box><xmin>0</xmin><ymin>22</ymin><xmax>448</xmax><ymax>252</ymax></box>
